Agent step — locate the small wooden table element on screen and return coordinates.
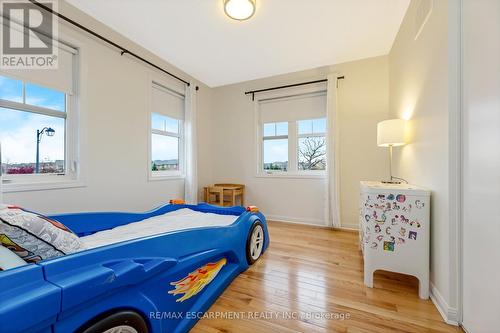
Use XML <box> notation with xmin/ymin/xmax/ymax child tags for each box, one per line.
<box><xmin>204</xmin><ymin>184</ymin><xmax>245</xmax><ymax>207</ymax></box>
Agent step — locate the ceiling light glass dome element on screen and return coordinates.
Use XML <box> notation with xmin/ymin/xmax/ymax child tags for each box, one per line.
<box><xmin>224</xmin><ymin>0</ymin><xmax>256</xmax><ymax>21</ymax></box>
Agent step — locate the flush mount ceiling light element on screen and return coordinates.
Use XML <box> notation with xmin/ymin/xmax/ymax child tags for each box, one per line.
<box><xmin>224</xmin><ymin>0</ymin><xmax>256</xmax><ymax>21</ymax></box>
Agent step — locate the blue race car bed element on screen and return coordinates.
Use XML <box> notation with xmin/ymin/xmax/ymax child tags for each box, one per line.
<box><xmin>0</xmin><ymin>202</ymin><xmax>269</xmax><ymax>333</ymax></box>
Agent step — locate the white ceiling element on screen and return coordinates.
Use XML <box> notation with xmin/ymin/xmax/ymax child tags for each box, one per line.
<box><xmin>66</xmin><ymin>0</ymin><xmax>410</xmax><ymax>87</ymax></box>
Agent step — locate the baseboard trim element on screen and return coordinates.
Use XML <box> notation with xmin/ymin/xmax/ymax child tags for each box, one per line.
<box><xmin>430</xmin><ymin>282</ymin><xmax>459</xmax><ymax>326</ymax></box>
<box><xmin>266</xmin><ymin>215</ymin><xmax>361</xmax><ymax>232</ymax></box>
<box><xmin>338</xmin><ymin>223</ymin><xmax>359</xmax><ymax>231</ymax></box>
<box><xmin>266</xmin><ymin>215</ymin><xmax>328</xmax><ymax>227</ymax></box>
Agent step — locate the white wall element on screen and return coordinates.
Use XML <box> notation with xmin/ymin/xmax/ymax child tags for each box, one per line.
<box><xmin>336</xmin><ymin>57</ymin><xmax>391</xmax><ymax>228</ymax></box>
<box><xmin>207</xmin><ymin>56</ymin><xmax>389</xmax><ymax>227</ymax></box>
<box><xmin>3</xmin><ymin>1</ymin><xmax>209</xmax><ymax>214</ymax></box>
<box><xmin>388</xmin><ymin>0</ymin><xmax>459</xmax><ymax>321</ymax></box>
<box><xmin>462</xmin><ymin>0</ymin><xmax>500</xmax><ymax>331</ymax></box>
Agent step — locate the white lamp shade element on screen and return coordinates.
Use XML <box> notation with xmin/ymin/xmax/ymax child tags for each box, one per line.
<box><xmin>377</xmin><ymin>119</ymin><xmax>407</xmax><ymax>147</ymax></box>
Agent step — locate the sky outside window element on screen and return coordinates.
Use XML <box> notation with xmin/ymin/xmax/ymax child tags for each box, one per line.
<box><xmin>0</xmin><ymin>108</ymin><xmax>65</xmax><ymax>168</ymax></box>
<box><xmin>263</xmin><ymin>139</ymin><xmax>288</xmax><ymax>163</ymax></box>
<box><xmin>263</xmin><ymin>122</ymin><xmax>287</xmax><ymax>137</ymax></box>
<box><xmin>298</xmin><ymin>118</ymin><xmax>326</xmax><ymax>134</ymax></box>
<box><xmin>151</xmin><ymin>133</ymin><xmax>179</xmax><ymax>171</ymax></box>
<box><xmin>25</xmin><ymin>83</ymin><xmax>65</xmax><ymax>112</ymax></box>
<box><xmin>0</xmin><ymin>76</ymin><xmax>67</xmax><ymax>174</ymax></box>
<box><xmin>0</xmin><ymin>76</ymin><xmax>23</xmax><ymax>103</ymax></box>
<box><xmin>151</xmin><ymin>113</ymin><xmax>179</xmax><ymax>133</ymax></box>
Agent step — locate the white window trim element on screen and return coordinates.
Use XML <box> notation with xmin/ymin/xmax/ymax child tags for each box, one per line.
<box><xmin>0</xmin><ymin>74</ymin><xmax>81</xmax><ymax>192</ymax></box>
<box><xmin>147</xmin><ymin>79</ymin><xmax>186</xmax><ymax>181</ymax></box>
<box><xmin>1</xmin><ymin>179</ymin><xmax>85</xmax><ymax>193</ymax></box>
<box><xmin>255</xmin><ymin>90</ymin><xmax>327</xmax><ymax>179</ymax></box>
<box><xmin>255</xmin><ymin>173</ymin><xmax>326</xmax><ymax>179</ymax></box>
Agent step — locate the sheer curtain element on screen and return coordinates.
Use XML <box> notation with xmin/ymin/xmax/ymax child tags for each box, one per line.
<box><xmin>325</xmin><ymin>74</ymin><xmax>341</xmax><ymax>227</ymax></box>
<box><xmin>184</xmin><ymin>84</ymin><xmax>198</xmax><ymax>204</ymax></box>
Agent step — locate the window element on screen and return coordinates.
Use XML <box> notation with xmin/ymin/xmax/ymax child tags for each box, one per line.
<box><xmin>0</xmin><ymin>29</ymin><xmax>78</xmax><ymax>191</ymax></box>
<box><xmin>150</xmin><ymin>83</ymin><xmax>185</xmax><ymax>178</ymax></box>
<box><xmin>258</xmin><ymin>91</ymin><xmax>327</xmax><ymax>176</ymax></box>
<box><xmin>151</xmin><ymin>113</ymin><xmax>181</xmax><ymax>172</ymax></box>
<box><xmin>0</xmin><ymin>75</ymin><xmax>74</xmax><ymax>181</ymax></box>
<box><xmin>263</xmin><ymin>122</ymin><xmax>288</xmax><ymax>171</ymax></box>
<box><xmin>297</xmin><ymin>118</ymin><xmax>327</xmax><ymax>171</ymax></box>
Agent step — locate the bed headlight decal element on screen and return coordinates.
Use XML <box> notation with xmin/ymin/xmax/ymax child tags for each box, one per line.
<box><xmin>168</xmin><ymin>258</ymin><xmax>227</xmax><ymax>302</ymax></box>
<box><xmin>246</xmin><ymin>206</ymin><xmax>259</xmax><ymax>213</ymax></box>
<box><xmin>169</xmin><ymin>199</ymin><xmax>186</xmax><ymax>205</ymax></box>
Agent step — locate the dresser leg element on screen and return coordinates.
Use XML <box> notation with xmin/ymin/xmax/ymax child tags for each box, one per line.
<box><xmin>418</xmin><ymin>276</ymin><xmax>430</xmax><ymax>299</ymax></box>
<box><xmin>364</xmin><ymin>268</ymin><xmax>374</xmax><ymax>288</ymax></box>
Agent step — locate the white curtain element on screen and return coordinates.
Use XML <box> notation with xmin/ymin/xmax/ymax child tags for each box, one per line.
<box><xmin>325</xmin><ymin>74</ymin><xmax>341</xmax><ymax>227</ymax></box>
<box><xmin>184</xmin><ymin>84</ymin><xmax>198</xmax><ymax>204</ymax></box>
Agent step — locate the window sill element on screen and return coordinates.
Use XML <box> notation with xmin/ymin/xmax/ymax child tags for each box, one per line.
<box><xmin>148</xmin><ymin>173</ymin><xmax>185</xmax><ymax>182</ymax></box>
<box><xmin>256</xmin><ymin>173</ymin><xmax>326</xmax><ymax>179</ymax></box>
<box><xmin>1</xmin><ymin>179</ymin><xmax>86</xmax><ymax>193</ymax></box>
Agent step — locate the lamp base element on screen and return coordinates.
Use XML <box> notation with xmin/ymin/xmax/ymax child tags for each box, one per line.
<box><xmin>381</xmin><ymin>179</ymin><xmax>402</xmax><ymax>184</ymax></box>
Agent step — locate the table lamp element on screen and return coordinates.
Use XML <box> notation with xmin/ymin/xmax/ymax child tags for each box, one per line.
<box><xmin>377</xmin><ymin>119</ymin><xmax>407</xmax><ymax>184</ymax></box>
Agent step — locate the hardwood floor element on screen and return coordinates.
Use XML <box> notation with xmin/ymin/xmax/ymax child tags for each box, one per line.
<box><xmin>191</xmin><ymin>221</ymin><xmax>463</xmax><ymax>333</ymax></box>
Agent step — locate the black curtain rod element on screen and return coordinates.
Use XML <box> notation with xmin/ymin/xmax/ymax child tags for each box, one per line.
<box><xmin>29</xmin><ymin>0</ymin><xmax>192</xmax><ymax>87</ymax></box>
<box><xmin>245</xmin><ymin>76</ymin><xmax>344</xmax><ymax>100</ymax></box>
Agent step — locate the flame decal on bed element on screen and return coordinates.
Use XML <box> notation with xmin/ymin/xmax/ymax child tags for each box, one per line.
<box><xmin>168</xmin><ymin>258</ymin><xmax>227</xmax><ymax>302</ymax></box>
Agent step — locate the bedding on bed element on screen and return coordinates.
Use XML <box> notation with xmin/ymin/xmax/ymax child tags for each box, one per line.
<box><xmin>81</xmin><ymin>208</ymin><xmax>239</xmax><ymax>249</ymax></box>
<box><xmin>0</xmin><ymin>205</ymin><xmax>86</xmax><ymax>263</ymax></box>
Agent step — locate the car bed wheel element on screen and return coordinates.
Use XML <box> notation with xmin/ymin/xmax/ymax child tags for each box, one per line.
<box><xmin>79</xmin><ymin>311</ymin><xmax>148</xmax><ymax>333</ymax></box>
<box><xmin>246</xmin><ymin>221</ymin><xmax>264</xmax><ymax>264</ymax></box>
<box><xmin>102</xmin><ymin>326</ymin><xmax>138</xmax><ymax>333</ymax></box>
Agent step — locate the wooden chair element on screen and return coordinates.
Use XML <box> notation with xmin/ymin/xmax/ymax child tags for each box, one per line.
<box><xmin>214</xmin><ymin>184</ymin><xmax>245</xmax><ymax>207</ymax></box>
<box><xmin>204</xmin><ymin>184</ymin><xmax>246</xmax><ymax>207</ymax></box>
<box><xmin>206</xmin><ymin>187</ymin><xmax>227</xmax><ymax>206</ymax></box>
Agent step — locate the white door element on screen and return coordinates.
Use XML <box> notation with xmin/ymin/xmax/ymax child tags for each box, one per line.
<box><xmin>462</xmin><ymin>0</ymin><xmax>500</xmax><ymax>332</ymax></box>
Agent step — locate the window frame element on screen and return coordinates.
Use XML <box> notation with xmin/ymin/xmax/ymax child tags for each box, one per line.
<box><xmin>148</xmin><ymin>81</ymin><xmax>186</xmax><ymax>181</ymax></box>
<box><xmin>0</xmin><ymin>74</ymin><xmax>81</xmax><ymax>192</ymax></box>
<box><xmin>255</xmin><ymin>91</ymin><xmax>327</xmax><ymax>179</ymax></box>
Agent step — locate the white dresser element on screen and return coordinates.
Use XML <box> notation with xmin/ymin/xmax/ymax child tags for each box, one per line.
<box><xmin>359</xmin><ymin>181</ymin><xmax>431</xmax><ymax>299</ymax></box>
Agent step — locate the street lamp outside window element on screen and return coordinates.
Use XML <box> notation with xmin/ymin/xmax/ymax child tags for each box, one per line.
<box><xmin>36</xmin><ymin>127</ymin><xmax>56</xmax><ymax>173</ymax></box>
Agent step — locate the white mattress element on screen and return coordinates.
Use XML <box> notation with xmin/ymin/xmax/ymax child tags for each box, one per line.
<box><xmin>81</xmin><ymin>208</ymin><xmax>238</xmax><ymax>249</ymax></box>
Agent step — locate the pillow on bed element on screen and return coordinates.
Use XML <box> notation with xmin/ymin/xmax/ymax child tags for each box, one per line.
<box><xmin>0</xmin><ymin>205</ymin><xmax>85</xmax><ymax>263</ymax></box>
<box><xmin>0</xmin><ymin>245</ymin><xmax>27</xmax><ymax>271</ymax></box>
